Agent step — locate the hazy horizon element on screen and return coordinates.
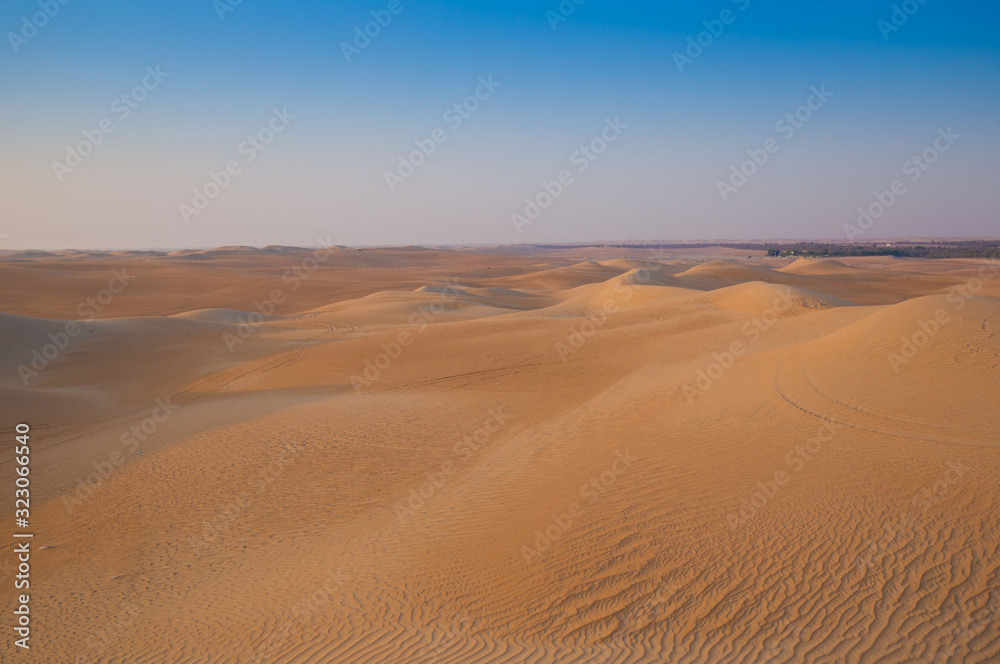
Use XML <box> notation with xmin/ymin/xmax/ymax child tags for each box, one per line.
<box><xmin>6</xmin><ymin>236</ymin><xmax>1000</xmax><ymax>254</ymax></box>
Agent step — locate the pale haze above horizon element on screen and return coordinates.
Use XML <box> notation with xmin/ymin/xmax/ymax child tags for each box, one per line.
<box><xmin>2</xmin><ymin>0</ymin><xmax>998</xmax><ymax>250</ymax></box>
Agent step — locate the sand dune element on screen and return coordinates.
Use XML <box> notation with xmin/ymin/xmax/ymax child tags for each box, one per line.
<box><xmin>499</xmin><ymin>261</ymin><xmax>626</xmax><ymax>291</ymax></box>
<box><xmin>0</xmin><ymin>313</ymin><xmax>93</xmax><ymax>369</ymax></box>
<box><xmin>613</xmin><ymin>265</ymin><xmax>680</xmax><ymax>286</ymax></box>
<box><xmin>169</xmin><ymin>308</ymin><xmax>266</xmax><ymax>323</ymax></box>
<box><xmin>778</xmin><ymin>257</ymin><xmax>862</xmax><ymax>274</ymax></box>
<box><xmin>597</xmin><ymin>257</ymin><xmax>689</xmax><ymax>274</ymax></box>
<box><xmin>1</xmin><ymin>248</ymin><xmax>998</xmax><ymax>663</ymax></box>
<box><xmin>676</xmin><ymin>259</ymin><xmax>778</xmax><ymax>278</ymax></box>
<box><xmin>684</xmin><ymin>281</ymin><xmax>856</xmax><ymax>315</ymax></box>
<box><xmin>774</xmin><ymin>295</ymin><xmax>1000</xmax><ymax>447</ymax></box>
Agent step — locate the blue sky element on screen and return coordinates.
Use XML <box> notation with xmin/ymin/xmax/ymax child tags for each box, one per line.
<box><xmin>2</xmin><ymin>0</ymin><xmax>998</xmax><ymax>249</ymax></box>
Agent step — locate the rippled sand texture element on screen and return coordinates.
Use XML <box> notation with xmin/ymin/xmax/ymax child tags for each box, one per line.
<box><xmin>1</xmin><ymin>247</ymin><xmax>998</xmax><ymax>663</ymax></box>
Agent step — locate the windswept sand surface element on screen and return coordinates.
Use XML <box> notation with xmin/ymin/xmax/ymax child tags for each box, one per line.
<box><xmin>1</xmin><ymin>247</ymin><xmax>999</xmax><ymax>663</ymax></box>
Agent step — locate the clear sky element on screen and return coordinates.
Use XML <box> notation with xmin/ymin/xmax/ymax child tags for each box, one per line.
<box><xmin>1</xmin><ymin>0</ymin><xmax>998</xmax><ymax>249</ymax></box>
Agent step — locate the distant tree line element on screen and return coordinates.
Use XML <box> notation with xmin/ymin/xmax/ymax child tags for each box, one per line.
<box><xmin>527</xmin><ymin>241</ymin><xmax>1000</xmax><ymax>260</ymax></box>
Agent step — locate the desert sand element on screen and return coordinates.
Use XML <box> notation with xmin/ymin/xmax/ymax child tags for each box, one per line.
<box><xmin>1</xmin><ymin>246</ymin><xmax>998</xmax><ymax>663</ymax></box>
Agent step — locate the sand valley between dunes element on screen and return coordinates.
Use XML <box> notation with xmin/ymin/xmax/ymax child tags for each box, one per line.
<box><xmin>1</xmin><ymin>245</ymin><xmax>998</xmax><ymax>663</ymax></box>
